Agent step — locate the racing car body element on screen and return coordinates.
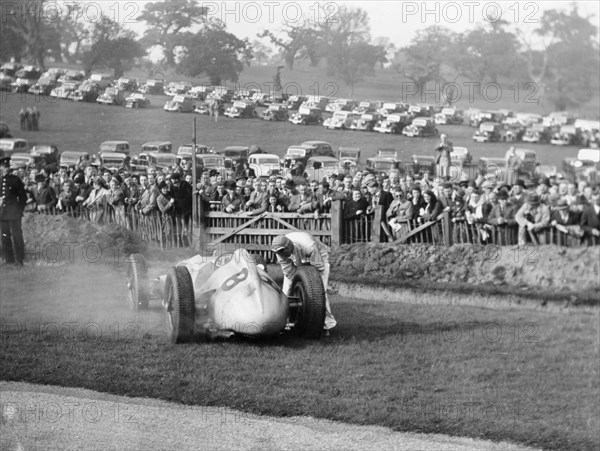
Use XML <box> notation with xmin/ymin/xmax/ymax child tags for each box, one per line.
<box><xmin>126</xmin><ymin>249</ymin><xmax>326</xmax><ymax>343</ymax></box>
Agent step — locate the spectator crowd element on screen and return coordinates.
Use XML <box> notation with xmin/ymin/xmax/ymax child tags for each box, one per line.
<box><xmin>11</xmin><ymin>156</ymin><xmax>600</xmax><ymax>247</ymax></box>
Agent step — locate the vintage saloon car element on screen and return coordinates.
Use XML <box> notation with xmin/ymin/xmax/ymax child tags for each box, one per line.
<box><xmin>366</xmin><ymin>149</ymin><xmax>399</xmax><ymax>176</ymax></box>
<box><xmin>374</xmin><ymin>113</ymin><xmax>410</xmax><ymax>134</ymax></box>
<box><xmin>142</xmin><ymin>141</ymin><xmax>173</xmax><ymax>153</ymax></box>
<box><xmin>224</xmin><ymin>101</ymin><xmax>257</xmax><ymax>118</ymax></box>
<box><xmin>126</xmin><ymin>248</ymin><xmax>327</xmax><ymax>342</ymax></box>
<box><xmin>562</xmin><ymin>148</ymin><xmax>600</xmax><ymax>184</ymax></box>
<box><xmin>261</xmin><ymin>104</ymin><xmax>289</xmax><ymax>121</ymax></box>
<box><xmin>73</xmin><ymin>81</ymin><xmax>101</xmax><ymax>102</ymax></box>
<box><xmin>550</xmin><ymin>125</ymin><xmax>582</xmax><ymax>146</ymax></box>
<box><xmin>402</xmin><ymin>117</ymin><xmax>438</xmax><ymax>137</ymax></box>
<box><xmin>473</xmin><ymin>122</ymin><xmax>502</xmax><ymax>142</ymax></box>
<box><xmin>450</xmin><ymin>146</ymin><xmax>472</xmax><ymax>165</ymax></box>
<box><xmin>140</xmin><ymin>78</ymin><xmax>165</xmax><ymax>94</ymax></box>
<box><xmin>249</xmin><ymin>153</ymin><xmax>281</xmax><ymax>179</ymax></box>
<box><xmin>434</xmin><ymin>107</ymin><xmax>464</xmax><ymax>125</ymax></box>
<box><xmin>31</xmin><ymin>144</ymin><xmax>59</xmax><ymax>165</ymax></box>
<box><xmin>125</xmin><ymin>92</ymin><xmax>151</xmax><ymax>108</ymax></box>
<box><xmin>0</xmin><ymin>138</ymin><xmax>29</xmax><ymax>156</ymax></box>
<box><xmin>49</xmin><ymin>81</ymin><xmax>80</xmax><ymax>100</ymax></box>
<box><xmin>522</xmin><ymin>123</ymin><xmax>553</xmax><ymax>144</ymax></box>
<box><xmin>11</xmin><ymin>66</ymin><xmax>43</xmax><ymax>93</ymax></box>
<box><xmin>9</xmin><ymin>152</ymin><xmax>44</xmax><ymax>170</ymax></box>
<box><xmin>59</xmin><ymin>151</ymin><xmax>90</xmax><ymax>169</ymax></box>
<box><xmin>349</xmin><ymin>112</ymin><xmax>382</xmax><ymax>131</ymax></box>
<box><xmin>164</xmin><ymin>94</ymin><xmax>195</xmax><ymax>112</ymax></box>
<box><xmin>97</xmin><ymin>87</ymin><xmax>131</xmax><ymax>106</ymax></box>
<box><xmin>99</xmin><ymin>140</ymin><xmax>130</xmax><ymax>155</ymax></box>
<box><xmin>322</xmin><ymin>110</ymin><xmax>359</xmax><ymax>130</ymax></box>
<box><xmin>217</xmin><ymin>146</ymin><xmax>250</xmax><ymax>172</ymax></box>
<box><xmin>289</xmin><ymin>107</ymin><xmax>323</xmax><ymax>125</ymax></box>
<box><xmin>98</xmin><ymin>151</ymin><xmax>130</xmax><ymax>173</ymax></box>
<box><xmin>338</xmin><ymin>147</ymin><xmax>361</xmax><ymax>175</ymax></box>
<box><xmin>303</xmin><ymin>156</ymin><xmax>340</xmax><ymax>182</ymax></box>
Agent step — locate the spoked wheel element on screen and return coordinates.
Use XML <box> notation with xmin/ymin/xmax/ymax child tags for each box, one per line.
<box><xmin>288</xmin><ymin>265</ymin><xmax>326</xmax><ymax>339</ymax></box>
<box><xmin>164</xmin><ymin>266</ymin><xmax>196</xmax><ymax>344</ymax></box>
<box><xmin>126</xmin><ymin>253</ymin><xmax>150</xmax><ymax>311</ymax></box>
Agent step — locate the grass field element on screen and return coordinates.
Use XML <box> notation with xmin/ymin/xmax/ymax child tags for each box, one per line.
<box><xmin>1</xmin><ymin>262</ymin><xmax>599</xmax><ymax>450</ymax></box>
<box><xmin>0</xmin><ymin>70</ymin><xmax>591</xmax><ymax>173</ymax></box>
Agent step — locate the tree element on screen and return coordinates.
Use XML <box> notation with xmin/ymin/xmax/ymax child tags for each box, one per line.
<box><xmin>81</xmin><ymin>17</ymin><xmax>145</xmax><ymax>77</ymax></box>
<box><xmin>392</xmin><ymin>26</ymin><xmax>457</xmax><ymax>96</ymax></box>
<box><xmin>53</xmin><ymin>3</ymin><xmax>91</xmax><ymax>64</ymax></box>
<box><xmin>137</xmin><ymin>0</ymin><xmax>208</xmax><ymax>66</ymax></box>
<box><xmin>259</xmin><ymin>22</ymin><xmax>321</xmax><ymax>70</ymax></box>
<box><xmin>328</xmin><ymin>42</ymin><xmax>381</xmax><ymax>95</ymax></box>
<box><xmin>177</xmin><ymin>22</ymin><xmax>252</xmax><ymax>84</ymax></box>
<box><xmin>526</xmin><ymin>6</ymin><xmax>599</xmax><ymax>110</ymax></box>
<box><xmin>250</xmin><ymin>40</ymin><xmax>273</xmax><ymax>66</ymax></box>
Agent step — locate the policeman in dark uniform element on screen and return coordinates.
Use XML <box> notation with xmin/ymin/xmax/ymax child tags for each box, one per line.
<box><xmin>0</xmin><ymin>156</ymin><xmax>27</xmax><ymax>265</ymax></box>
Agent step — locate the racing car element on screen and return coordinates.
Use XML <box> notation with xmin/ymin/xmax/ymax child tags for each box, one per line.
<box><xmin>126</xmin><ymin>248</ymin><xmax>326</xmax><ymax>343</ymax></box>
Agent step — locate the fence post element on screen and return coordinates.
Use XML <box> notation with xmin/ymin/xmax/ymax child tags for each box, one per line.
<box><xmin>371</xmin><ymin>206</ymin><xmax>382</xmax><ymax>243</ymax></box>
<box><xmin>193</xmin><ymin>195</ymin><xmax>204</xmax><ymax>252</ymax></box>
<box><xmin>331</xmin><ymin>200</ymin><xmax>343</xmax><ymax>248</ymax></box>
<box><xmin>442</xmin><ymin>210</ymin><xmax>452</xmax><ymax>246</ymax></box>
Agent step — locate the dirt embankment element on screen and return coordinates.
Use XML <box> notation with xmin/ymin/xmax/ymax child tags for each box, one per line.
<box><xmin>330</xmin><ymin>243</ymin><xmax>599</xmax><ymax>304</ymax></box>
<box><xmin>18</xmin><ymin>214</ymin><xmax>598</xmax><ymax>303</ymax></box>
<box><xmin>21</xmin><ymin>213</ymin><xmax>144</xmax><ymax>263</ymax></box>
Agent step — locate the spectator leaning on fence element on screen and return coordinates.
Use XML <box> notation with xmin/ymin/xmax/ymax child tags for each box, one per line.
<box><xmin>580</xmin><ymin>193</ymin><xmax>600</xmax><ymax>237</ymax></box>
<box><xmin>515</xmin><ymin>193</ymin><xmax>550</xmax><ymax>245</ymax></box>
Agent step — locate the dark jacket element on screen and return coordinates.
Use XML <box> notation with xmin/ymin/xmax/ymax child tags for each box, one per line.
<box><xmin>0</xmin><ymin>173</ymin><xmax>27</xmax><ymax>220</ymax></box>
<box><xmin>171</xmin><ymin>180</ymin><xmax>193</xmax><ymax>216</ymax></box>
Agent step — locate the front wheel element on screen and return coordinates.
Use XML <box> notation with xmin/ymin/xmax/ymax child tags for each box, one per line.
<box><xmin>164</xmin><ymin>266</ymin><xmax>196</xmax><ymax>344</ymax></box>
<box><xmin>126</xmin><ymin>253</ymin><xmax>150</xmax><ymax>311</ymax></box>
<box><xmin>289</xmin><ymin>265</ymin><xmax>326</xmax><ymax>339</ymax></box>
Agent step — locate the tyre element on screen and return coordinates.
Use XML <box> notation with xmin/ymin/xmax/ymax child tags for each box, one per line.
<box><xmin>289</xmin><ymin>265</ymin><xmax>326</xmax><ymax>339</ymax></box>
<box><xmin>164</xmin><ymin>266</ymin><xmax>196</xmax><ymax>344</ymax></box>
<box><xmin>126</xmin><ymin>253</ymin><xmax>150</xmax><ymax>311</ymax></box>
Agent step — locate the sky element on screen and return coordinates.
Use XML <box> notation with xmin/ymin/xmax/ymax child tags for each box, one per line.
<box><xmin>83</xmin><ymin>1</ymin><xmax>599</xmax><ymax>50</ymax></box>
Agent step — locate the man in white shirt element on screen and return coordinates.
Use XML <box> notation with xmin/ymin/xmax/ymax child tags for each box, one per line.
<box><xmin>272</xmin><ymin>232</ymin><xmax>337</xmax><ymax>332</ymax></box>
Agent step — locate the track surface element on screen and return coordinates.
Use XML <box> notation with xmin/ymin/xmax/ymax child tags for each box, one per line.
<box><xmin>1</xmin><ymin>382</ymin><xmax>536</xmax><ymax>451</ymax></box>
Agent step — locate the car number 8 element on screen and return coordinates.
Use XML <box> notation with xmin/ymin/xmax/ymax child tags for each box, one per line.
<box><xmin>222</xmin><ymin>268</ymin><xmax>248</xmax><ymax>291</ymax></box>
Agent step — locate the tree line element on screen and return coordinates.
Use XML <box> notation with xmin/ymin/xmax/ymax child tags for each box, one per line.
<box><xmin>1</xmin><ymin>0</ymin><xmax>597</xmax><ymax>110</ymax></box>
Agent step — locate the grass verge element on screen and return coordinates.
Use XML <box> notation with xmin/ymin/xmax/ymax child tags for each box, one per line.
<box><xmin>1</xmin><ymin>262</ymin><xmax>598</xmax><ymax>450</ymax></box>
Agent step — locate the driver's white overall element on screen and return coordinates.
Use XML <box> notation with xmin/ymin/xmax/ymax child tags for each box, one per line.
<box><xmin>275</xmin><ymin>232</ymin><xmax>337</xmax><ymax>330</ymax></box>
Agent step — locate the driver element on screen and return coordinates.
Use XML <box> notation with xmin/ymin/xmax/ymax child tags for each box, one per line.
<box><xmin>271</xmin><ymin>232</ymin><xmax>337</xmax><ymax>333</ymax></box>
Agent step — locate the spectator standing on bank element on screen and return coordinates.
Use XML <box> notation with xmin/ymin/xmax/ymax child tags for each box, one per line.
<box><xmin>26</xmin><ymin>107</ymin><xmax>34</xmax><ymax>131</ymax></box>
<box><xmin>434</xmin><ymin>134</ymin><xmax>452</xmax><ymax>182</ymax></box>
<box><xmin>19</xmin><ymin>108</ymin><xmax>27</xmax><ymax>131</ymax></box>
<box><xmin>0</xmin><ymin>156</ymin><xmax>27</xmax><ymax>266</ymax></box>
<box><xmin>31</xmin><ymin>107</ymin><xmax>40</xmax><ymax>131</ymax></box>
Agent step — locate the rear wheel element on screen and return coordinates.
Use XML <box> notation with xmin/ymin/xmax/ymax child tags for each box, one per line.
<box><xmin>164</xmin><ymin>266</ymin><xmax>196</xmax><ymax>344</ymax></box>
<box><xmin>289</xmin><ymin>265</ymin><xmax>326</xmax><ymax>339</ymax></box>
<box><xmin>126</xmin><ymin>253</ymin><xmax>150</xmax><ymax>311</ymax></box>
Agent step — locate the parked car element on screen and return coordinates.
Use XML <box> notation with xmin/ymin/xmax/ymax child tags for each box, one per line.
<box><xmin>145</xmin><ymin>152</ymin><xmax>177</xmax><ymax>172</ymax></box>
<box><xmin>224</xmin><ymin>101</ymin><xmax>257</xmax><ymax>118</ymax></box>
<box><xmin>0</xmin><ymin>121</ymin><xmax>11</xmax><ymax>139</ymax></box>
<box><xmin>87</xmin><ymin>73</ymin><xmax>113</xmax><ymax>90</ymax></box>
<box><xmin>49</xmin><ymin>81</ymin><xmax>80</xmax><ymax>100</ymax></box>
<box><xmin>142</xmin><ymin>141</ymin><xmax>172</xmax><ymax>153</ymax></box>
<box><xmin>194</xmin><ymin>101</ymin><xmax>224</xmax><ymax>115</ymax></box>
<box><xmin>405</xmin><ymin>155</ymin><xmax>436</xmax><ymax>177</ymax></box>
<box><xmin>10</xmin><ymin>152</ymin><xmax>44</xmax><ymax>170</ymax></box>
<box><xmin>117</xmin><ymin>77</ymin><xmax>137</xmax><ymax>91</ymax></box>
<box><xmin>140</xmin><ymin>79</ymin><xmax>165</xmax><ymax>95</ymax></box>
<box><xmin>338</xmin><ymin>147</ymin><xmax>361</xmax><ymax>175</ymax></box>
<box><xmin>283</xmin><ymin>144</ymin><xmax>318</xmax><ymax>170</ymax></box>
<box><xmin>301</xmin><ymin>141</ymin><xmax>335</xmax><ymax>158</ymax></box>
<box><xmin>473</xmin><ymin>122</ymin><xmax>502</xmax><ymax>142</ymax></box>
<box><xmin>261</xmin><ymin>104</ymin><xmax>289</xmax><ymax>121</ymax></box>
<box><xmin>352</xmin><ymin>101</ymin><xmax>377</xmax><ymax>115</ymax></box>
<box><xmin>197</xmin><ymin>153</ymin><xmax>227</xmax><ymax>177</ymax></box>
<box><xmin>402</xmin><ymin>117</ymin><xmax>438</xmax><ymax>137</ymax></box>
<box><xmin>0</xmin><ymin>138</ymin><xmax>29</xmax><ymax>156</ymax></box>
<box><xmin>58</xmin><ymin>70</ymin><xmax>86</xmax><ymax>85</ymax></box>
<box><xmin>29</xmin><ymin>70</ymin><xmax>63</xmax><ymax>96</ymax></box>
<box><xmin>125</xmin><ymin>92</ymin><xmax>151</xmax><ymax>108</ymax></box>
<box><xmin>73</xmin><ymin>81</ymin><xmax>101</xmax><ymax>102</ymax></box>
<box><xmin>284</xmin><ymin>95</ymin><xmax>307</xmax><ymax>110</ymax></box>
<box><xmin>303</xmin><ymin>156</ymin><xmax>340</xmax><ymax>182</ymax></box>
<box><xmin>373</xmin><ymin>113</ymin><xmax>410</xmax><ymax>134</ymax></box>
<box><xmin>366</xmin><ymin>149</ymin><xmax>399</xmax><ymax>176</ymax></box>
<box><xmin>249</xmin><ymin>153</ymin><xmax>281</xmax><ymax>179</ymax></box>
<box><xmin>450</xmin><ymin>146</ymin><xmax>472</xmax><ymax>165</ymax></box>
<box><xmin>164</xmin><ymin>94</ymin><xmax>195</xmax><ymax>112</ymax></box>
<box><xmin>325</xmin><ymin>98</ymin><xmax>357</xmax><ymax>113</ymax></box>
<box><xmin>378</xmin><ymin>102</ymin><xmax>406</xmax><ymax>117</ymax></box>
<box><xmin>434</xmin><ymin>107</ymin><xmax>464</xmax><ymax>125</ymax></box>
<box><xmin>562</xmin><ymin>148</ymin><xmax>600</xmax><ymax>184</ymax></box>
<box><xmin>11</xmin><ymin>66</ymin><xmax>42</xmax><ymax>93</ymax></box>
<box><xmin>251</xmin><ymin>92</ymin><xmax>271</xmax><ymax>106</ymax></box>
<box><xmin>323</xmin><ymin>110</ymin><xmax>359</xmax><ymax>130</ymax></box>
<box><xmin>99</xmin><ymin>140</ymin><xmax>130</xmax><ymax>155</ymax></box>
<box><xmin>31</xmin><ymin>144</ymin><xmax>59</xmax><ymax>165</ymax></box>
<box><xmin>59</xmin><ymin>151</ymin><xmax>90</xmax><ymax>169</ymax></box>
<box><xmin>98</xmin><ymin>151</ymin><xmax>130</xmax><ymax>173</ymax></box>
<box><xmin>97</xmin><ymin>87</ymin><xmax>131</xmax><ymax>105</ymax></box>
<box><xmin>522</xmin><ymin>124</ymin><xmax>553</xmax><ymax>144</ymax></box>
<box><xmin>189</xmin><ymin>85</ymin><xmax>214</xmax><ymax>100</ymax></box>
<box><xmin>500</xmin><ymin>123</ymin><xmax>525</xmax><ymax>142</ymax></box>
<box><xmin>407</xmin><ymin>104</ymin><xmax>434</xmax><ymax>118</ymax></box>
<box><xmin>478</xmin><ymin>157</ymin><xmax>507</xmax><ymax>182</ymax></box>
<box><xmin>217</xmin><ymin>146</ymin><xmax>250</xmax><ymax>171</ymax></box>
<box><xmin>349</xmin><ymin>112</ymin><xmax>382</xmax><ymax>131</ymax></box>
<box><xmin>164</xmin><ymin>81</ymin><xmax>193</xmax><ymax>96</ymax></box>
<box><xmin>289</xmin><ymin>107</ymin><xmax>323</xmax><ymax>125</ymax></box>
<box><xmin>550</xmin><ymin>125</ymin><xmax>581</xmax><ymax>146</ymax></box>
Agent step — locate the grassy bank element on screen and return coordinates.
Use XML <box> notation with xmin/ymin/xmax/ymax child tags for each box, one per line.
<box><xmin>1</xmin><ymin>262</ymin><xmax>598</xmax><ymax>450</ymax></box>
